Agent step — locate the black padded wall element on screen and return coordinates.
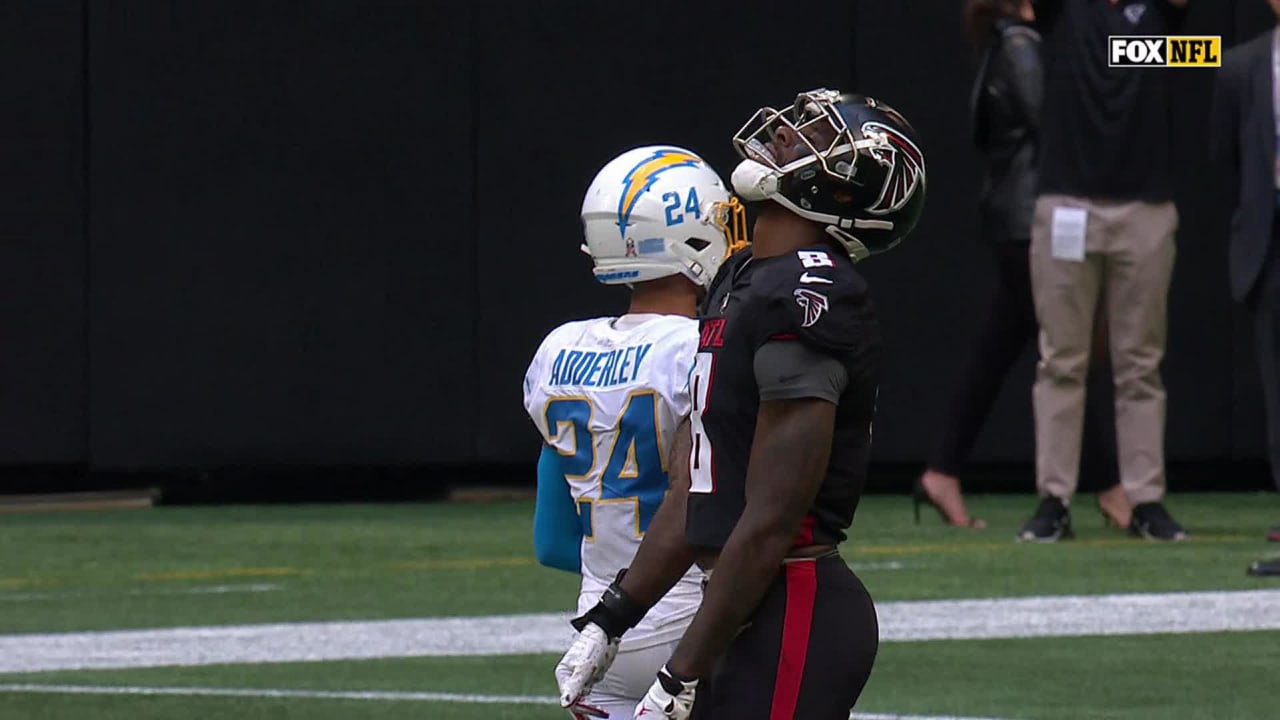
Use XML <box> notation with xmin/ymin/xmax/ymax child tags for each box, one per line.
<box><xmin>87</xmin><ymin>1</ymin><xmax>475</xmax><ymax>467</ymax></box>
<box><xmin>0</xmin><ymin>0</ymin><xmax>87</xmax><ymax>464</ymax></box>
<box><xmin>0</xmin><ymin>0</ymin><xmax>1269</xmax><ymax>476</ymax></box>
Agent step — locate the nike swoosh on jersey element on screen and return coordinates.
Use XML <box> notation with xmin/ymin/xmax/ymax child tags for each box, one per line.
<box><xmin>799</xmin><ymin>272</ymin><xmax>834</xmax><ymax>284</ymax></box>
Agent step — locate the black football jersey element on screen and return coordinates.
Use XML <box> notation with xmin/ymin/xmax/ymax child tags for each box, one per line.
<box><xmin>685</xmin><ymin>244</ymin><xmax>881</xmax><ymax>549</ymax></box>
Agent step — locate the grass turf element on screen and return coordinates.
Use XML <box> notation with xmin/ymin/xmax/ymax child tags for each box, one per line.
<box><xmin>0</xmin><ymin>493</ymin><xmax>1277</xmax><ymax>718</ymax></box>
<box><xmin>5</xmin><ymin>631</ymin><xmax>1280</xmax><ymax>719</ymax></box>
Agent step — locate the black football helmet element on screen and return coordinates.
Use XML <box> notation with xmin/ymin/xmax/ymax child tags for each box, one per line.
<box><xmin>731</xmin><ymin>88</ymin><xmax>927</xmax><ymax>261</ymax></box>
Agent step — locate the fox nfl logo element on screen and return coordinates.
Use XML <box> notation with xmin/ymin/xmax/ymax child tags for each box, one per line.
<box><xmin>1108</xmin><ymin>36</ymin><xmax>1221</xmax><ymax>67</ymax></box>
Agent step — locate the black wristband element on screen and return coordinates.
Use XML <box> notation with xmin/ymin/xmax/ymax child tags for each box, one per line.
<box><xmin>569</xmin><ymin>568</ymin><xmax>647</xmax><ymax>640</ymax></box>
<box><xmin>659</xmin><ymin>664</ymin><xmax>697</xmax><ymax>691</ymax></box>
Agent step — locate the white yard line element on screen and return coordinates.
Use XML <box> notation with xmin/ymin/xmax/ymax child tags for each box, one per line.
<box><xmin>0</xmin><ymin>584</ymin><xmax>281</xmax><ymax>603</ymax></box>
<box><xmin>854</xmin><ymin>714</ymin><xmax>1008</xmax><ymax>720</ymax></box>
<box><xmin>0</xmin><ymin>683</ymin><xmax>558</xmax><ymax>705</ymax></box>
<box><xmin>850</xmin><ymin>561</ymin><xmax>912</xmax><ymax>571</ymax></box>
<box><xmin>0</xmin><ymin>589</ymin><xmax>1276</xmax><ymax>675</ymax></box>
<box><xmin>876</xmin><ymin>588</ymin><xmax>1280</xmax><ymax>642</ymax></box>
<box><xmin>0</xmin><ymin>683</ymin><xmax>1009</xmax><ymax>719</ymax></box>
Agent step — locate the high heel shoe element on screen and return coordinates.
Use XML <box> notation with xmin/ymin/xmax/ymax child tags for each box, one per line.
<box><xmin>1095</xmin><ymin>485</ymin><xmax>1132</xmax><ymax>530</ymax></box>
<box><xmin>1098</xmin><ymin>504</ymin><xmax>1126</xmax><ymax>529</ymax></box>
<box><xmin>913</xmin><ymin>476</ymin><xmax>985</xmax><ymax>528</ymax></box>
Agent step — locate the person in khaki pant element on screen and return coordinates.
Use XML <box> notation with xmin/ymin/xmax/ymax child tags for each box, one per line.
<box><xmin>1020</xmin><ymin>0</ymin><xmax>1188</xmax><ymax>541</ymax></box>
<box><xmin>1026</xmin><ymin>197</ymin><xmax>1181</xmax><ymax>539</ymax></box>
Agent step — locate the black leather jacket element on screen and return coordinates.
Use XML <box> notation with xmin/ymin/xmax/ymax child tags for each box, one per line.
<box><xmin>970</xmin><ymin>18</ymin><xmax>1042</xmax><ymax>243</ymax></box>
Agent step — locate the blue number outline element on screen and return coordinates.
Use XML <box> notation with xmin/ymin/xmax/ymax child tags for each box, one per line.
<box><xmin>684</xmin><ymin>186</ymin><xmax>701</xmax><ymax>220</ymax></box>
<box><xmin>662</xmin><ymin>191</ymin><xmax>684</xmax><ymax>226</ymax></box>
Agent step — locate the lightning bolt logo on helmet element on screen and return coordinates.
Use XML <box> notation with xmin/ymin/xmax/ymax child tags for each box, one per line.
<box><xmin>793</xmin><ymin>288</ymin><xmax>830</xmax><ymax>328</ymax></box>
<box><xmin>616</xmin><ymin>149</ymin><xmax>702</xmax><ymax>236</ymax></box>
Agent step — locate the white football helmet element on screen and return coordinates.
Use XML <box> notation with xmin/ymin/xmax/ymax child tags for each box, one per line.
<box><xmin>581</xmin><ymin>145</ymin><xmax>746</xmax><ymax>288</ymax></box>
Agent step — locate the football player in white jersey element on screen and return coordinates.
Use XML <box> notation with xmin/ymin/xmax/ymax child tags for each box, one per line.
<box><xmin>522</xmin><ymin>145</ymin><xmax>745</xmax><ymax>719</ymax></box>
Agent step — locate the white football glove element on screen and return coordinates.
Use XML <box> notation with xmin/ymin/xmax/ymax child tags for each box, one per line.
<box><xmin>633</xmin><ymin>665</ymin><xmax>698</xmax><ymax>719</ymax></box>
<box><xmin>555</xmin><ymin>622</ymin><xmax>619</xmax><ymax>709</ymax></box>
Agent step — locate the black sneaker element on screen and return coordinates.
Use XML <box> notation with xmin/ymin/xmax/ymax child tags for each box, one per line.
<box><xmin>1018</xmin><ymin>497</ymin><xmax>1073</xmax><ymax>542</ymax></box>
<box><xmin>1129</xmin><ymin>502</ymin><xmax>1187</xmax><ymax>542</ymax></box>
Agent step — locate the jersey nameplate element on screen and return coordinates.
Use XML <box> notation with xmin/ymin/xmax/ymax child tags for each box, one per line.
<box><xmin>548</xmin><ymin>343</ymin><xmax>653</xmax><ymax>387</ymax></box>
<box><xmin>700</xmin><ymin>318</ymin><xmax>727</xmax><ymax>349</ymax></box>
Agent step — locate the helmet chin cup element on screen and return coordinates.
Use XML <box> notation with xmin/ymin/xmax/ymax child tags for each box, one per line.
<box><xmin>730</xmin><ymin>159</ymin><xmax>781</xmax><ymax>202</ymax></box>
<box><xmin>824</xmin><ymin>225</ymin><xmax>870</xmax><ymax>263</ymax></box>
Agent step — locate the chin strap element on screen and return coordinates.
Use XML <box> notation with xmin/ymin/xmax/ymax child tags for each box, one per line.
<box><xmin>732</xmin><ymin>158</ymin><xmax>902</xmax><ymax>263</ymax></box>
<box><xmin>825</xmin><ymin>225</ymin><xmax>871</xmax><ymax>262</ymax></box>
<box><xmin>730</xmin><ymin>159</ymin><xmax>781</xmax><ymax>202</ymax></box>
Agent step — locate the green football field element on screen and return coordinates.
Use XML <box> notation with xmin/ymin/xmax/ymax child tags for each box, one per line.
<box><xmin>1</xmin><ymin>493</ymin><xmax>1277</xmax><ymax>719</ymax></box>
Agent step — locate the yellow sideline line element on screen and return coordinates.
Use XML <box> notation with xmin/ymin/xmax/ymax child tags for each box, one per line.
<box><xmin>856</xmin><ymin>534</ymin><xmax>1256</xmax><ymax>556</ymax></box>
<box><xmin>0</xmin><ymin>578</ymin><xmax>54</xmax><ymax>589</ymax></box>
<box><xmin>1074</xmin><ymin>534</ymin><xmax>1255</xmax><ymax>547</ymax></box>
<box><xmin>22</xmin><ymin>534</ymin><xmax>1257</xmax><ymax>588</ymax></box>
<box><xmin>134</xmin><ymin>568</ymin><xmax>302</xmax><ymax>582</ymax></box>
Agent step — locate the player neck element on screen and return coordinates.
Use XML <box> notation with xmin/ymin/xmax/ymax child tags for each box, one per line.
<box><xmin>627</xmin><ymin>275</ymin><xmax>698</xmax><ymax>318</ymax></box>
<box><xmin>750</xmin><ymin>206</ymin><xmax>830</xmax><ymax>259</ymax></box>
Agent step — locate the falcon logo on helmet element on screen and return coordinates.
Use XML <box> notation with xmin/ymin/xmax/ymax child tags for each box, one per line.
<box><xmin>861</xmin><ymin>121</ymin><xmax>926</xmax><ymax>216</ymax></box>
<box><xmin>729</xmin><ymin>89</ymin><xmax>928</xmax><ymax>262</ymax></box>
<box><xmin>793</xmin><ymin>288</ymin><xmax>830</xmax><ymax>328</ymax></box>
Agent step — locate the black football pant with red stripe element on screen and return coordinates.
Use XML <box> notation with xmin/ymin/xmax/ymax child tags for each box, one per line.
<box><xmin>691</xmin><ymin>554</ymin><xmax>878</xmax><ymax>719</ymax></box>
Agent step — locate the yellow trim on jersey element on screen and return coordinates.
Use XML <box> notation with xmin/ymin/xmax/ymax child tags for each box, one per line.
<box><xmin>595</xmin><ymin>496</ymin><xmax>645</xmax><ymax>539</ymax></box>
<box><xmin>577</xmin><ymin>496</ymin><xmax>596</xmax><ymax>543</ymax></box>
<box><xmin>545</xmin><ymin>394</ymin><xmax>594</xmax><ymax>481</ymax></box>
<box><xmin>596</xmin><ymin>389</ymin><xmax>668</xmax><ymax>539</ymax></box>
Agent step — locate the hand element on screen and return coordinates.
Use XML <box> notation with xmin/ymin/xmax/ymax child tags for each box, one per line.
<box><xmin>555</xmin><ymin>622</ymin><xmax>619</xmax><ymax>709</ymax></box>
<box><xmin>633</xmin><ymin>666</ymin><xmax>697</xmax><ymax>719</ymax></box>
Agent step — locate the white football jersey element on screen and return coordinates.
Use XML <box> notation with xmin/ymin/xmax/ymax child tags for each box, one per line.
<box><xmin>523</xmin><ymin>313</ymin><xmax>704</xmax><ymax>650</ymax></box>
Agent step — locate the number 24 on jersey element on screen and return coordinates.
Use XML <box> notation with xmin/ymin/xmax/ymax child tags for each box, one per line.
<box><xmin>543</xmin><ymin>392</ymin><xmax>668</xmax><ymax>536</ymax></box>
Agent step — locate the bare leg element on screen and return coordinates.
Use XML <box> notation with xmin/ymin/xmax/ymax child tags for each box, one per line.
<box><xmin>918</xmin><ymin>470</ymin><xmax>988</xmax><ymax>528</ymax></box>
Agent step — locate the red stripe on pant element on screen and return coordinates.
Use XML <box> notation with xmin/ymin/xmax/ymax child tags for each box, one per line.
<box><xmin>791</xmin><ymin>515</ymin><xmax>815</xmax><ymax>548</ymax></box>
<box><xmin>769</xmin><ymin>560</ymin><xmax>818</xmax><ymax>720</ymax></box>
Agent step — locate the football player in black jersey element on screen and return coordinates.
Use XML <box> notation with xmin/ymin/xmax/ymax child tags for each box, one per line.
<box><xmin>554</xmin><ymin>89</ymin><xmax>927</xmax><ymax>720</ymax></box>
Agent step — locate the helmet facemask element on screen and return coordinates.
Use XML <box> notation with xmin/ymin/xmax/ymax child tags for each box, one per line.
<box><xmin>730</xmin><ymin>89</ymin><xmax>924</xmax><ymax>261</ymax></box>
<box><xmin>708</xmin><ymin>196</ymin><xmax>749</xmax><ymax>258</ymax></box>
<box><xmin>732</xmin><ymin>90</ymin><xmax>880</xmax><ymax>187</ymax></box>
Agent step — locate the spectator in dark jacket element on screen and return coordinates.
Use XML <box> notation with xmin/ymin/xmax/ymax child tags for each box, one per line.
<box><xmin>1211</xmin><ymin>0</ymin><xmax>1280</xmax><ymax>575</ymax></box>
<box><xmin>916</xmin><ymin>0</ymin><xmax>1130</xmax><ymax>530</ymax></box>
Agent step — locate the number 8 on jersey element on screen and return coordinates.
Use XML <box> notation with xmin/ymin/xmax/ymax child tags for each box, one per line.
<box><xmin>689</xmin><ymin>351</ymin><xmax>715</xmax><ymax>494</ymax></box>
